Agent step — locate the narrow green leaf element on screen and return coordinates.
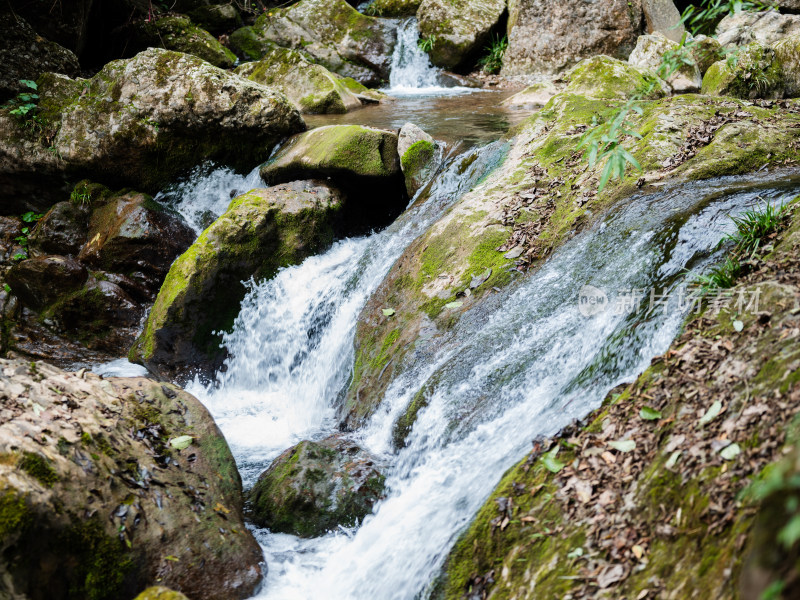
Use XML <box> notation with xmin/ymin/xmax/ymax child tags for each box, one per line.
<box><xmin>382</xmin><ymin>308</ymin><xmax>396</xmax><ymax>316</ymax></box>
<box><xmin>445</xmin><ymin>301</ymin><xmax>463</xmax><ymax>309</ymax></box>
<box><xmin>665</xmin><ymin>450</ymin><xmax>682</xmax><ymax>469</ymax></box>
<box><xmin>720</xmin><ymin>443</ymin><xmax>741</xmax><ymax>460</ymax></box>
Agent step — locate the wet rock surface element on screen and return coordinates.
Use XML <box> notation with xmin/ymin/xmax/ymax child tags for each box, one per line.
<box><xmin>0</xmin><ymin>359</ymin><xmax>263</xmax><ymax>600</ymax></box>
<box><xmin>247</xmin><ymin>435</ymin><xmax>386</xmax><ymax>537</ymax></box>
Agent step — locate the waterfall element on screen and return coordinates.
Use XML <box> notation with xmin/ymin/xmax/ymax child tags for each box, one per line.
<box><xmin>154</xmin><ymin>162</ymin><xmax>263</xmax><ymax>235</ymax></box>
<box><xmin>185</xmin><ymin>154</ymin><xmax>800</xmax><ymax>598</ymax></box>
<box><xmin>388</xmin><ymin>18</ymin><xmax>470</xmax><ymax>95</ymax></box>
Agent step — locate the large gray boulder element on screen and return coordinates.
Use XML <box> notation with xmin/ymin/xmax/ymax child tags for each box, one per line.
<box><xmin>248</xmin><ymin>435</ymin><xmax>386</xmax><ymax>537</ymax></box>
<box><xmin>130</xmin><ymin>182</ymin><xmax>343</xmax><ymax>379</ymax></box>
<box><xmin>0</xmin><ymin>359</ymin><xmax>263</xmax><ymax>600</ymax></box>
<box><xmin>52</xmin><ymin>48</ymin><xmax>304</xmax><ymax>191</ymax></box>
<box><xmin>642</xmin><ymin>0</ymin><xmax>685</xmax><ymax>43</ymax></box>
<box><xmin>502</xmin><ymin>0</ymin><xmax>643</xmax><ymax>76</ymax></box>
<box><xmin>628</xmin><ymin>33</ymin><xmax>702</xmax><ymax>92</ymax></box>
<box><xmin>246</xmin><ymin>0</ymin><xmax>397</xmax><ymax>86</ymax></box>
<box><xmin>416</xmin><ymin>0</ymin><xmax>507</xmax><ymax>70</ymax></box>
<box><xmin>0</xmin><ymin>48</ymin><xmax>305</xmax><ymax>211</ymax></box>
<box><xmin>716</xmin><ymin>10</ymin><xmax>800</xmax><ymax>49</ymax></box>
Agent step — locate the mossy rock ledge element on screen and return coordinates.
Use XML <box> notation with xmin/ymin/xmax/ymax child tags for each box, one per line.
<box><xmin>417</xmin><ymin>0</ymin><xmax>506</xmax><ymax>71</ymax></box>
<box><xmin>436</xmin><ymin>199</ymin><xmax>800</xmax><ymax>600</ymax></box>
<box><xmin>340</xmin><ymin>63</ymin><xmax>800</xmax><ymax>433</ymax></box>
<box><xmin>701</xmin><ymin>42</ymin><xmax>784</xmax><ymax>99</ymax></box>
<box><xmin>0</xmin><ymin>358</ymin><xmax>262</xmax><ymax>600</ymax></box>
<box><xmin>398</xmin><ymin>122</ymin><xmax>439</xmax><ymax>197</ymax></box>
<box><xmin>242</xmin><ymin>0</ymin><xmax>397</xmax><ymax>86</ymax></box>
<box><xmin>130</xmin><ymin>181</ymin><xmax>344</xmax><ymax>380</ymax></box>
<box><xmin>247</xmin><ymin>435</ymin><xmax>386</xmax><ymax>537</ymax></box>
<box><xmin>234</xmin><ymin>46</ymin><xmax>377</xmax><ymax>115</ymax></box>
<box><xmin>1</xmin><ymin>48</ymin><xmax>305</xmax><ymax>203</ymax></box>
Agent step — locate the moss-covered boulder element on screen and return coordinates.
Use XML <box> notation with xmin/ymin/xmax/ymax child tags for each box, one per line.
<box><xmin>229</xmin><ymin>25</ymin><xmax>274</xmax><ymax>61</ymax></box>
<box><xmin>340</xmin><ymin>90</ymin><xmax>800</xmax><ymax>430</ymax></box>
<box><xmin>398</xmin><ymin>122</ymin><xmax>438</xmax><ymax>197</ymax></box>
<box><xmin>247</xmin><ymin>435</ymin><xmax>386</xmax><ymax>537</ymax></box>
<box><xmin>234</xmin><ymin>47</ymin><xmax>367</xmax><ymax>114</ymax></box>
<box><xmin>417</xmin><ymin>0</ymin><xmax>506</xmax><ymax>71</ymax></box>
<box><xmin>628</xmin><ymin>33</ymin><xmax>702</xmax><ymax>93</ymax></box>
<box><xmin>0</xmin><ymin>359</ymin><xmax>263</xmax><ymax>600</ymax></box>
<box><xmin>130</xmin><ymin>181</ymin><xmax>343</xmax><ymax>379</ymax></box>
<box><xmin>502</xmin><ymin>0</ymin><xmax>643</xmax><ymax>76</ymax></box>
<box><xmin>134</xmin><ymin>588</ymin><xmax>190</xmax><ymax>600</ymax></box>
<box><xmin>364</xmin><ymin>0</ymin><xmax>422</xmax><ymax>17</ymax></box>
<box><xmin>565</xmin><ymin>55</ymin><xmax>668</xmax><ymax>100</ymax></box>
<box><xmin>247</xmin><ymin>0</ymin><xmax>396</xmax><ymax>86</ymax></box>
<box><xmin>0</xmin><ymin>12</ymin><xmax>79</xmax><ymax>102</ymax></box>
<box><xmin>36</xmin><ymin>48</ymin><xmax>304</xmax><ymax>193</ymax></box>
<box><xmin>261</xmin><ymin>125</ymin><xmax>406</xmax><ymax>228</ymax></box>
<box><xmin>690</xmin><ymin>34</ymin><xmax>723</xmax><ymax>76</ymax></box>
<box><xmin>132</xmin><ymin>15</ymin><xmax>237</xmax><ymax>68</ymax></box>
<box><xmin>187</xmin><ymin>4</ymin><xmax>242</xmax><ymax>35</ymax></box>
<box><xmin>436</xmin><ymin>206</ymin><xmax>800</xmax><ymax>600</ymax></box>
<box><xmin>77</xmin><ymin>190</ymin><xmax>195</xmax><ymax>293</ymax></box>
<box><xmin>774</xmin><ymin>33</ymin><xmax>800</xmax><ymax>98</ymax></box>
<box><xmin>702</xmin><ymin>43</ymin><xmax>784</xmax><ymax>99</ymax></box>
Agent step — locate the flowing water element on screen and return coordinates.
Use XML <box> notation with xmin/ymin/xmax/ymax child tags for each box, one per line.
<box><xmin>184</xmin><ymin>159</ymin><xmax>800</xmax><ymax>599</ymax></box>
<box><xmin>89</xmin><ymin>18</ymin><xmax>800</xmax><ymax>599</ymax></box>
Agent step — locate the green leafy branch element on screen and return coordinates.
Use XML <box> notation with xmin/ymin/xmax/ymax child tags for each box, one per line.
<box><xmin>3</xmin><ymin>80</ymin><xmax>39</xmax><ymax>119</ymax></box>
<box><xmin>477</xmin><ymin>34</ymin><xmax>508</xmax><ymax>74</ymax></box>
<box><xmin>417</xmin><ymin>35</ymin><xmax>437</xmax><ymax>53</ymax></box>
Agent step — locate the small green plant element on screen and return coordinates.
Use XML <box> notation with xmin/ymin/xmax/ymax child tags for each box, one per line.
<box><xmin>680</xmin><ymin>0</ymin><xmax>776</xmax><ymax>36</ymax></box>
<box><xmin>725</xmin><ymin>200</ymin><xmax>789</xmax><ymax>257</ymax></box>
<box><xmin>3</xmin><ymin>80</ymin><xmax>39</xmax><ymax>119</ymax></box>
<box><xmin>477</xmin><ymin>34</ymin><xmax>508</xmax><ymax>74</ymax></box>
<box><xmin>693</xmin><ymin>201</ymin><xmax>789</xmax><ymax>292</ymax></box>
<box><xmin>578</xmin><ymin>100</ymin><xmax>643</xmax><ymax>191</ymax></box>
<box><xmin>12</xmin><ymin>211</ymin><xmax>43</xmax><ymax>255</ymax></box>
<box><xmin>363</xmin><ymin>2</ymin><xmax>383</xmax><ymax>16</ymax></box>
<box><xmin>418</xmin><ymin>35</ymin><xmax>437</xmax><ymax>53</ymax></box>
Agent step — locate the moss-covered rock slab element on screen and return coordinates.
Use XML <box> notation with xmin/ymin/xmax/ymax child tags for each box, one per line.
<box><xmin>398</xmin><ymin>122</ymin><xmax>438</xmax><ymax>197</ymax></box>
<box><xmin>702</xmin><ymin>43</ymin><xmax>784</xmax><ymax>99</ymax></box>
<box><xmin>248</xmin><ymin>0</ymin><xmax>397</xmax><ymax>86</ymax></box>
<box><xmin>417</xmin><ymin>0</ymin><xmax>506</xmax><ymax>71</ymax></box>
<box><xmin>132</xmin><ymin>15</ymin><xmax>237</xmax><ymax>68</ymax></box>
<box><xmin>500</xmin><ymin>82</ymin><xmax>559</xmax><ymax>107</ymax></box>
<box><xmin>565</xmin><ymin>55</ymin><xmax>668</xmax><ymax>100</ymax></box>
<box><xmin>340</xmin><ymin>90</ymin><xmax>800</xmax><ymax>431</ymax></box>
<box><xmin>234</xmin><ymin>46</ymin><xmax>368</xmax><ymax>114</ymax></box>
<box><xmin>39</xmin><ymin>47</ymin><xmax>304</xmax><ymax>193</ymax></box>
<box><xmin>247</xmin><ymin>435</ymin><xmax>386</xmax><ymax>537</ymax></box>
<box><xmin>130</xmin><ymin>181</ymin><xmax>343</xmax><ymax>379</ymax></box>
<box><xmin>0</xmin><ymin>358</ymin><xmax>263</xmax><ymax>599</ymax></box>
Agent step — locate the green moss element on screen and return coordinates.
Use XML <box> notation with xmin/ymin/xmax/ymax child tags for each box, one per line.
<box><xmin>0</xmin><ymin>490</ymin><xmax>31</xmax><ymax>540</ymax></box>
<box><xmin>701</xmin><ymin>44</ymin><xmax>784</xmax><ymax>99</ymax></box>
<box><xmin>19</xmin><ymin>451</ymin><xmax>58</xmax><ymax>488</ymax></box>
<box><xmin>140</xmin><ymin>16</ymin><xmax>236</xmax><ymax>69</ymax></box>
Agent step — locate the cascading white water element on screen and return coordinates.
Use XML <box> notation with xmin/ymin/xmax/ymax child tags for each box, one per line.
<box><xmin>388</xmin><ymin>19</ymin><xmax>471</xmax><ymax>95</ymax></box>
<box><xmin>154</xmin><ymin>163</ymin><xmax>263</xmax><ymax>234</ymax></box>
<box><xmin>187</xmin><ymin>142</ymin><xmax>510</xmax><ymax>479</ymax></box>
<box><xmin>187</xmin><ymin>151</ymin><xmax>800</xmax><ymax>599</ymax></box>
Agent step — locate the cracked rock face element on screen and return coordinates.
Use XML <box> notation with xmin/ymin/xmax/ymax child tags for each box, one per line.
<box><xmin>0</xmin><ymin>359</ymin><xmax>263</xmax><ymax>600</ymax></box>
